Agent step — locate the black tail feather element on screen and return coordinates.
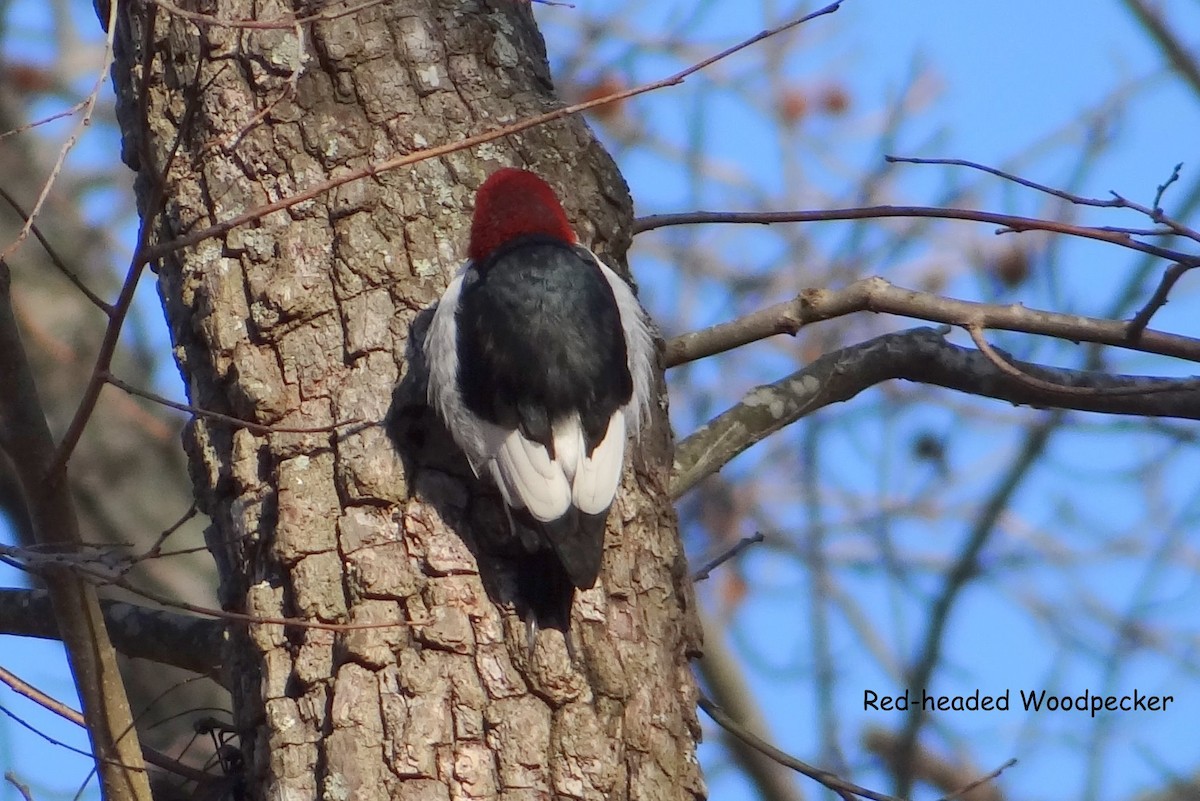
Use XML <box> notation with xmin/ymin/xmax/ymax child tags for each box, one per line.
<box><xmin>508</xmin><ymin>505</ymin><xmax>611</xmax><ymax>649</ymax></box>
<box><xmin>513</xmin><ymin>547</ymin><xmax>576</xmax><ymax>633</ymax></box>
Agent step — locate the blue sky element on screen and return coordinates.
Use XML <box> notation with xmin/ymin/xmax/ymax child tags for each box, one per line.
<box><xmin>4</xmin><ymin>1</ymin><xmax>1200</xmax><ymax>800</ymax></box>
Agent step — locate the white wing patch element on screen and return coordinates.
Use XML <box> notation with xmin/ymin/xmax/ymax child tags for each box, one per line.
<box><xmin>491</xmin><ymin>430</ymin><xmax>572</xmax><ymax>522</ymax></box>
<box><xmin>425</xmin><ymin>268</ymin><xmax>512</xmax><ymax>478</ymax></box>
<box><xmin>571</xmin><ymin>412</ymin><xmax>626</xmax><ymax>515</ymax></box>
<box><xmin>484</xmin><ymin>412</ymin><xmax>628</xmax><ymax>520</ymax></box>
<box><xmin>594</xmin><ymin>256</ymin><xmax>655</xmax><ymax>436</ymax></box>
<box><xmin>486</xmin><ymin>414</ymin><xmax>626</xmax><ymax>522</ymax></box>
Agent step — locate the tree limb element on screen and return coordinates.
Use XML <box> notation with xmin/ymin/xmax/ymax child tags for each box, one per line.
<box><xmin>0</xmin><ymin>588</ymin><xmax>224</xmax><ymax>679</ymax></box>
<box><xmin>672</xmin><ymin>327</ymin><xmax>1200</xmax><ymax>499</ymax></box>
<box><xmin>635</xmin><ymin>207</ymin><xmax>1200</xmax><ymax>266</ymax></box>
<box><xmin>0</xmin><ymin>260</ymin><xmax>152</xmax><ymax>800</ymax></box>
<box><xmin>663</xmin><ymin>276</ymin><xmax>1200</xmax><ymax>368</ymax></box>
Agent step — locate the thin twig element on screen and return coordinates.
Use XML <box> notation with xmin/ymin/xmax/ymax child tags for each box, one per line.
<box><xmin>886</xmin><ymin>155</ymin><xmax>1124</xmax><ymax>208</ymax></box>
<box><xmin>208</xmin><ymin>20</ymin><xmax>306</xmax><ymax>153</ymax></box>
<box><xmin>0</xmin><ymin>98</ymin><xmax>88</xmax><ymax>142</ymax></box>
<box><xmin>1109</xmin><ymin>189</ymin><xmax>1200</xmax><ymax>242</ymax></box>
<box><xmin>692</xmin><ymin>532</ymin><xmax>765</xmax><ymax>581</ymax></box>
<box><xmin>103</xmin><ymin>372</ymin><xmax>361</xmax><ymax>434</ymax></box>
<box><xmin>4</xmin><ymin>773</ymin><xmax>34</xmax><ymax>801</ymax></box>
<box><xmin>698</xmin><ymin>694</ymin><xmax>905</xmax><ymax>801</ymax></box>
<box><xmin>864</xmin><ymin>728</ymin><xmax>1010</xmax><ymax>801</ymax></box>
<box><xmin>132</xmin><ymin>504</ymin><xmax>198</xmax><ymax>564</ymax></box>
<box><xmin>1152</xmin><ymin>162</ymin><xmax>1182</xmax><ymax>212</ymax></box>
<box><xmin>0</xmin><ymin>187</ymin><xmax>112</xmax><ymax>314</ymax></box>
<box><xmin>938</xmin><ymin>759</ymin><xmax>1018</xmax><ymax>801</ymax></box>
<box><xmin>5</xmin><ymin>548</ymin><xmax>428</xmax><ymax>635</ymax></box>
<box><xmin>0</xmin><ymin>0</ymin><xmax>120</xmax><ymax>265</ymax></box>
<box><xmin>888</xmin><ymin>154</ymin><xmax>1200</xmax><ymax>243</ymax></box>
<box><xmin>0</xmin><ymin>703</ymin><xmax>100</xmax><ymax>760</ymax></box>
<box><xmin>966</xmin><ymin>325</ymin><xmax>1200</xmax><ymax>397</ymax></box>
<box><xmin>634</xmin><ymin>206</ymin><xmax>1200</xmax><ymax>265</ymax></box>
<box><xmin>0</xmin><ymin>666</ymin><xmax>213</xmax><ymax>784</ymax></box>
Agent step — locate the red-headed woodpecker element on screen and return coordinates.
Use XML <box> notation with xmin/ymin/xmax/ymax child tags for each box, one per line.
<box><xmin>423</xmin><ymin>168</ymin><xmax>654</xmax><ymax>636</ymax></box>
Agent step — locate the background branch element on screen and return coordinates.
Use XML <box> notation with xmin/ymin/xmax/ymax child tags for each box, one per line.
<box><xmin>696</xmin><ymin>610</ymin><xmax>806</xmax><ymax>801</ymax></box>
<box><xmin>635</xmin><ymin>206</ymin><xmax>1200</xmax><ymax>265</ymax></box>
<box><xmin>893</xmin><ymin>415</ymin><xmax>1056</xmax><ymax>797</ymax></box>
<box><xmin>0</xmin><ymin>260</ymin><xmax>151</xmax><ymax>800</ymax></box>
<box><xmin>863</xmin><ymin>728</ymin><xmax>1008</xmax><ymax>801</ymax></box>
<box><xmin>0</xmin><ymin>588</ymin><xmax>223</xmax><ymax>679</ymax></box>
<box><xmin>664</xmin><ymin>276</ymin><xmax>1200</xmax><ymax>368</ymax></box>
<box><xmin>672</xmin><ymin>327</ymin><xmax>1200</xmax><ymax>499</ymax></box>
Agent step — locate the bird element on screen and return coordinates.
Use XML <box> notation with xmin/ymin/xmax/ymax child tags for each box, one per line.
<box><xmin>423</xmin><ymin>167</ymin><xmax>654</xmax><ymax>642</ymax></box>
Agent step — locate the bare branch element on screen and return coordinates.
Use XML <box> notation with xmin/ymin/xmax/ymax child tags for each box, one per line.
<box><xmin>942</xmin><ymin>761</ymin><xmax>1018</xmax><ymax>801</ymax></box>
<box><xmin>1091</xmin><ymin>244</ymin><xmax>1184</xmax><ymax>343</ymax></box>
<box><xmin>0</xmin><ymin>588</ymin><xmax>223</xmax><ymax>678</ymax></box>
<box><xmin>699</xmin><ymin>694</ymin><xmax>904</xmax><ymax>801</ymax></box>
<box><xmin>634</xmin><ymin>207</ymin><xmax>1200</xmax><ymax>265</ymax></box>
<box><xmin>695</xmin><ymin>609</ymin><xmax>806</xmax><ymax>801</ymax></box>
<box><xmin>0</xmin><ymin>261</ymin><xmax>151</xmax><ymax>800</ymax></box>
<box><xmin>887</xmin><ymin>154</ymin><xmax>1128</xmax><ymax>209</ymax></box>
<box><xmin>863</xmin><ymin>727</ymin><xmax>1013</xmax><ymax>801</ymax></box>
<box><xmin>3</xmin><ymin>773</ymin><xmax>33</xmax><ymax>801</ymax></box>
<box><xmin>965</xmin><ymin>325</ymin><xmax>1200</xmax><ymax>397</ymax></box>
<box><xmin>1153</xmin><ymin>162</ymin><xmax>1183</xmax><ymax>212</ymax></box>
<box><xmin>888</xmin><ymin>154</ymin><xmax>1200</xmax><ymax>243</ymax></box>
<box><xmin>671</xmin><ymin>327</ymin><xmax>1200</xmax><ymax>499</ymax></box>
<box><xmin>0</xmin><ymin>0</ymin><xmax>119</xmax><ymax>265</ymax></box>
<box><xmin>893</xmin><ymin>417</ymin><xmax>1056</xmax><ymax>798</ymax></box>
<box><xmin>0</xmin><ymin>187</ymin><xmax>112</xmax><ymax>314</ymax></box>
<box><xmin>1120</xmin><ymin>0</ymin><xmax>1200</xmax><ymax>100</ymax></box>
<box><xmin>0</xmin><ymin>664</ymin><xmax>217</xmax><ymax>785</ymax></box>
<box><xmin>663</xmin><ymin>276</ymin><xmax>1200</xmax><ymax>368</ymax></box>
<box><xmin>48</xmin><ymin>41</ymin><xmax>208</xmax><ymax>476</ymax></box>
<box><xmin>691</xmin><ymin>532</ymin><xmax>764</xmax><ymax>582</ymax></box>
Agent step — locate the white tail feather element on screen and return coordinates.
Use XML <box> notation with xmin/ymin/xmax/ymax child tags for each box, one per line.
<box><xmin>571</xmin><ymin>412</ymin><xmax>626</xmax><ymax>515</ymax></box>
<box><xmin>484</xmin><ymin>414</ymin><xmax>626</xmax><ymax>523</ymax></box>
<box><xmin>552</xmin><ymin>420</ymin><xmax>585</xmax><ymax>483</ymax></box>
<box><xmin>491</xmin><ymin>430</ymin><xmax>572</xmax><ymax>522</ymax></box>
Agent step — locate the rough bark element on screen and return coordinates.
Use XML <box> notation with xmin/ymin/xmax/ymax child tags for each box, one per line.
<box><xmin>109</xmin><ymin>1</ymin><xmax>703</xmax><ymax>798</ymax></box>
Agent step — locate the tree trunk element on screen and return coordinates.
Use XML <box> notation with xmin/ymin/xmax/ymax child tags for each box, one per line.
<box><xmin>108</xmin><ymin>1</ymin><xmax>703</xmax><ymax>798</ymax></box>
